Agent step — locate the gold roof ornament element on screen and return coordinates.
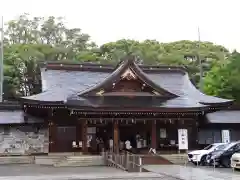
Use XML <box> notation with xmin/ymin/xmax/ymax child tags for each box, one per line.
<box><xmin>121</xmin><ymin>68</ymin><xmax>137</xmax><ymax>80</ymax></box>
<box><xmin>96</xmin><ymin>89</ymin><xmax>105</xmax><ymax>96</ymax></box>
<box><xmin>152</xmin><ymin>90</ymin><xmax>160</xmax><ymax>95</ymax></box>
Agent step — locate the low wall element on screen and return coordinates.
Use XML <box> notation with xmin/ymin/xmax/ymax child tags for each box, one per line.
<box><xmin>0</xmin><ymin>126</ymin><xmax>49</xmax><ymax>155</ymax></box>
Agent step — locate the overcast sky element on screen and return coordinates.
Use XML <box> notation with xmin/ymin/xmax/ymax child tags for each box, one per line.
<box><xmin>1</xmin><ymin>0</ymin><xmax>239</xmax><ymax>51</ymax></box>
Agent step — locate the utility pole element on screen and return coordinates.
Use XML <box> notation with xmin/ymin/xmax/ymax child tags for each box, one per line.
<box><xmin>0</xmin><ymin>16</ymin><xmax>3</xmax><ymax>102</ymax></box>
<box><xmin>197</xmin><ymin>27</ymin><xmax>203</xmax><ymax>91</ymax></box>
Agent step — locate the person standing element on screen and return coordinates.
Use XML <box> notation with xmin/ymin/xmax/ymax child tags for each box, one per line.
<box><xmin>125</xmin><ymin>139</ymin><xmax>132</xmax><ymax>152</ymax></box>
<box><xmin>109</xmin><ymin>138</ymin><xmax>113</xmax><ymax>152</ymax></box>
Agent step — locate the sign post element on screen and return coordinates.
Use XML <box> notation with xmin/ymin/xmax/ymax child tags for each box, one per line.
<box><xmin>178</xmin><ymin>129</ymin><xmax>188</xmax><ymax>151</ymax></box>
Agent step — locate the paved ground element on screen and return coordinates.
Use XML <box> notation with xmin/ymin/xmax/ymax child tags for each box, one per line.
<box><xmin>0</xmin><ymin>164</ymin><xmax>239</xmax><ymax>180</ymax></box>
<box><xmin>0</xmin><ymin>165</ymin><xmax>124</xmax><ymax>176</ymax></box>
<box><xmin>144</xmin><ymin>164</ymin><xmax>240</xmax><ymax>180</ymax></box>
<box><xmin>0</xmin><ymin>165</ymin><xmax>169</xmax><ymax>180</ymax></box>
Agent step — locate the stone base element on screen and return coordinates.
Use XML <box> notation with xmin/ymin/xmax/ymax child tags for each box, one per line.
<box><xmin>0</xmin><ymin>126</ymin><xmax>49</xmax><ymax>155</ymax></box>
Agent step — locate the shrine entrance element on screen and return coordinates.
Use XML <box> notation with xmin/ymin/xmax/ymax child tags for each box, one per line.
<box><xmin>119</xmin><ymin>122</ymin><xmax>151</xmax><ymax>152</ymax></box>
<box><xmin>88</xmin><ymin>122</ymin><xmax>113</xmax><ymax>153</ymax></box>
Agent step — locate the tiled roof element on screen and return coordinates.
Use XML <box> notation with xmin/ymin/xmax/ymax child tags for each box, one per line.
<box><xmin>147</xmin><ymin>72</ymin><xmax>231</xmax><ymax>104</ymax></box>
<box><xmin>22</xmin><ymin>68</ymin><xmax>110</xmax><ymax>103</ymax></box>
<box><xmin>0</xmin><ymin>111</ymin><xmax>43</xmax><ymax>124</ymax></box>
<box><xmin>21</xmin><ymin>59</ymin><xmax>232</xmax><ymax>109</ymax></box>
<box><xmin>206</xmin><ymin>110</ymin><xmax>240</xmax><ymax>123</ymax></box>
<box><xmin>67</xmin><ymin>95</ymin><xmax>207</xmax><ymax>109</ymax></box>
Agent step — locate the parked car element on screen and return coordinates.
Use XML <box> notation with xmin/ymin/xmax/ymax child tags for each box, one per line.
<box><xmin>206</xmin><ymin>141</ymin><xmax>240</xmax><ymax>168</ymax></box>
<box><xmin>188</xmin><ymin>143</ymin><xmax>226</xmax><ymax>165</ymax></box>
<box><xmin>231</xmin><ymin>152</ymin><xmax>240</xmax><ymax>170</ymax></box>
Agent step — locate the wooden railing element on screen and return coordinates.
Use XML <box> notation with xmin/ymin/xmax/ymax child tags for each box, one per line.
<box><xmin>103</xmin><ymin>150</ymin><xmax>144</xmax><ymax>172</ymax></box>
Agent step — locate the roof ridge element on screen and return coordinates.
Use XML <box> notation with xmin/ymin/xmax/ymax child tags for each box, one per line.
<box><xmin>40</xmin><ymin>61</ymin><xmax>187</xmax><ymax>74</ymax></box>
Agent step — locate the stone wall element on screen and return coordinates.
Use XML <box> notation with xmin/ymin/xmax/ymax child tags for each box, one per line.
<box><xmin>0</xmin><ymin>126</ymin><xmax>49</xmax><ymax>155</ymax></box>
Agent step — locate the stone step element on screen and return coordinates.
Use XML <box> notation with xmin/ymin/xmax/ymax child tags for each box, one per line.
<box><xmin>48</xmin><ymin>152</ymin><xmax>75</xmax><ymax>156</ymax></box>
<box><xmin>54</xmin><ymin>155</ymin><xmax>104</xmax><ymax>167</ymax></box>
<box><xmin>0</xmin><ymin>156</ymin><xmax>34</xmax><ymax>164</ymax></box>
<box><xmin>34</xmin><ymin>155</ymin><xmax>65</xmax><ymax>165</ymax></box>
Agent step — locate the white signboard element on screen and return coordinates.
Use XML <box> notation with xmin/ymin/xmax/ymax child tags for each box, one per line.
<box><xmin>178</xmin><ymin>129</ymin><xmax>188</xmax><ymax>150</ymax></box>
<box><xmin>160</xmin><ymin>128</ymin><xmax>167</xmax><ymax>138</ymax></box>
<box><xmin>221</xmin><ymin>130</ymin><xmax>230</xmax><ymax>143</ymax></box>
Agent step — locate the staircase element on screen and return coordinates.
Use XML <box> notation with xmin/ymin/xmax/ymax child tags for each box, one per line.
<box><xmin>54</xmin><ymin>155</ymin><xmax>104</xmax><ymax>167</ymax></box>
<box><xmin>0</xmin><ymin>156</ymin><xmax>34</xmax><ymax>164</ymax></box>
<box><xmin>159</xmin><ymin>154</ymin><xmax>188</xmax><ymax>165</ymax></box>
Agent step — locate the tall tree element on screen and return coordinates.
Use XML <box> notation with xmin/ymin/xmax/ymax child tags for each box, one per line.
<box><xmin>204</xmin><ymin>51</ymin><xmax>240</xmax><ymax>101</ymax></box>
<box><xmin>3</xmin><ymin>14</ymin><xmax>94</xmax><ymax>98</ymax></box>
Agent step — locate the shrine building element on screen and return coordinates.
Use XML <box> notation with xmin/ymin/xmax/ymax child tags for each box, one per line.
<box><xmin>0</xmin><ymin>55</ymin><xmax>238</xmax><ymax>155</ymax></box>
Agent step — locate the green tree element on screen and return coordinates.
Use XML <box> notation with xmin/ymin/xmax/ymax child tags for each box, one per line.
<box><xmin>3</xmin><ymin>14</ymin><xmax>95</xmax><ymax>98</ymax></box>
<box><xmin>204</xmin><ymin>51</ymin><xmax>240</xmax><ymax>101</ymax></box>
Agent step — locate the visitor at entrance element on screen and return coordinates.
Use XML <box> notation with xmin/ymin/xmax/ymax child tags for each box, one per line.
<box><xmin>136</xmin><ymin>133</ymin><xmax>141</xmax><ymax>152</ymax></box>
<box><xmin>96</xmin><ymin>137</ymin><xmax>104</xmax><ymax>153</ymax></box>
<box><xmin>109</xmin><ymin>138</ymin><xmax>113</xmax><ymax>152</ymax></box>
<box><xmin>90</xmin><ymin>136</ymin><xmax>97</xmax><ymax>154</ymax></box>
<box><xmin>125</xmin><ymin>139</ymin><xmax>132</xmax><ymax>152</ymax></box>
<box><xmin>120</xmin><ymin>141</ymin><xmax>124</xmax><ymax>152</ymax></box>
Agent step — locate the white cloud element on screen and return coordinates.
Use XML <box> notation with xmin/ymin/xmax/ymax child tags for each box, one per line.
<box><xmin>1</xmin><ymin>0</ymin><xmax>239</xmax><ymax>51</ymax></box>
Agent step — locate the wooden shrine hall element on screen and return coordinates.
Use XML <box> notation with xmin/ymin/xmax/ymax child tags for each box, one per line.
<box><xmin>20</xmin><ymin>55</ymin><xmax>233</xmax><ymax>154</ymax></box>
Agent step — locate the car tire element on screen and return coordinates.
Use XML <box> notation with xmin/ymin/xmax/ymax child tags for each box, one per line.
<box><xmin>200</xmin><ymin>155</ymin><xmax>207</xmax><ymax>166</ymax></box>
<box><xmin>221</xmin><ymin>158</ymin><xmax>231</xmax><ymax>168</ymax></box>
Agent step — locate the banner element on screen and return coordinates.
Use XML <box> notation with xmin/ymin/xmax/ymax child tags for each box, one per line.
<box><xmin>178</xmin><ymin>129</ymin><xmax>188</xmax><ymax>150</ymax></box>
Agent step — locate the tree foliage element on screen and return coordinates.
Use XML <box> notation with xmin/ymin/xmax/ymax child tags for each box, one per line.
<box><xmin>1</xmin><ymin>14</ymin><xmax>234</xmax><ymax>101</ymax></box>
<box><xmin>204</xmin><ymin>51</ymin><xmax>240</xmax><ymax>101</ymax></box>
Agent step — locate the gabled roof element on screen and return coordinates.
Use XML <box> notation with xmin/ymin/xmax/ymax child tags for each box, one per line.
<box><xmin>79</xmin><ymin>55</ymin><xmax>177</xmax><ymax>98</ymax></box>
<box><xmin>21</xmin><ymin>56</ymin><xmax>233</xmax><ymax>110</ymax></box>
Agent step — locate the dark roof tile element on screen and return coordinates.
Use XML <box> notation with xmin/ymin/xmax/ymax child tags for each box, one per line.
<box><xmin>206</xmin><ymin>110</ymin><xmax>240</xmax><ymax>123</ymax></box>
<box><xmin>0</xmin><ymin>111</ymin><xmax>43</xmax><ymax>124</ymax></box>
<box><xmin>0</xmin><ymin>111</ymin><xmax>24</xmax><ymax>124</ymax></box>
<box><xmin>67</xmin><ymin>96</ymin><xmax>207</xmax><ymax>109</ymax></box>
<box><xmin>22</xmin><ymin>59</ymin><xmax>232</xmax><ymax>106</ymax></box>
<box><xmin>147</xmin><ymin>73</ymin><xmax>231</xmax><ymax>104</ymax></box>
<box><xmin>22</xmin><ymin>69</ymin><xmax>110</xmax><ymax>102</ymax></box>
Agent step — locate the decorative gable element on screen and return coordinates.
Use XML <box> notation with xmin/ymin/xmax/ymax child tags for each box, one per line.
<box><xmin>121</xmin><ymin>68</ymin><xmax>137</xmax><ymax>80</ymax></box>
<box><xmin>79</xmin><ymin>55</ymin><xmax>178</xmax><ymax>98</ymax></box>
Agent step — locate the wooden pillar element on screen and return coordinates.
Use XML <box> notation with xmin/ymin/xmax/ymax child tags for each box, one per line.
<box><xmin>48</xmin><ymin>121</ymin><xmax>56</xmax><ymax>152</ymax></box>
<box><xmin>151</xmin><ymin>120</ymin><xmax>157</xmax><ymax>149</ymax></box>
<box><xmin>113</xmin><ymin>121</ymin><xmax>119</xmax><ymax>153</ymax></box>
<box><xmin>81</xmin><ymin>120</ymin><xmax>88</xmax><ymax>154</ymax></box>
